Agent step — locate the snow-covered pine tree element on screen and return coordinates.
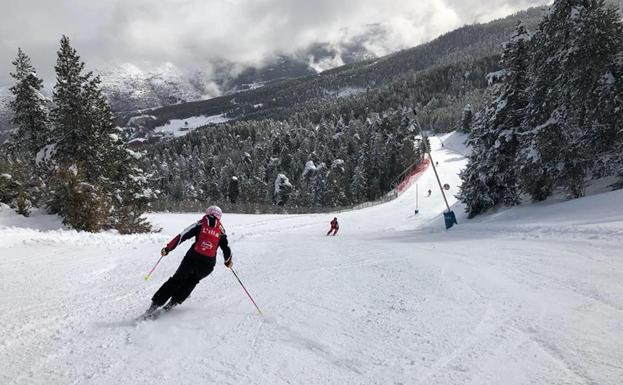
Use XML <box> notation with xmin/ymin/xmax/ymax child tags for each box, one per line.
<box><xmin>583</xmin><ymin>2</ymin><xmax>623</xmax><ymax>182</ymax></box>
<box><xmin>93</xmin><ymin>90</ymin><xmax>154</xmax><ymax>234</ymax></box>
<box><xmin>48</xmin><ymin>36</ymin><xmax>152</xmax><ymax>232</ymax></box>
<box><xmin>48</xmin><ymin>36</ymin><xmax>109</xmax><ymax>230</ymax></box>
<box><xmin>228</xmin><ymin>176</ymin><xmax>239</xmax><ymax>204</ymax></box>
<box><xmin>274</xmin><ymin>174</ymin><xmax>293</xmax><ymax>206</ymax></box>
<box><xmin>457</xmin><ymin>111</ymin><xmax>496</xmax><ymax>218</ymax></box>
<box><xmin>50</xmin><ymin>36</ymin><xmax>91</xmax><ymax>170</ymax></box>
<box><xmin>310</xmin><ymin>163</ymin><xmax>328</xmax><ymax>206</ymax></box>
<box><xmin>458</xmin><ymin>22</ymin><xmax>530</xmax><ymax>216</ymax></box>
<box><xmin>0</xmin><ymin>158</ymin><xmax>33</xmax><ymax>216</ymax></box>
<box><xmin>106</xmin><ymin>141</ymin><xmax>155</xmax><ymax>234</ymax></box>
<box><xmin>48</xmin><ymin>165</ymin><xmax>111</xmax><ymax>232</ymax></box>
<box><xmin>518</xmin><ymin>0</ymin><xmax>623</xmax><ymax>200</ymax></box>
<box><xmin>459</xmin><ymin>104</ymin><xmax>473</xmax><ymax>133</ymax></box>
<box><xmin>327</xmin><ymin>159</ymin><xmax>348</xmax><ymax>207</ymax></box>
<box><xmin>3</xmin><ymin>48</ymin><xmax>52</xmax><ymax>215</ymax></box>
<box><xmin>350</xmin><ymin>158</ymin><xmax>369</xmax><ymax>203</ymax></box>
<box><xmin>484</xmin><ymin>22</ymin><xmax>530</xmax><ymax>206</ymax></box>
<box><xmin>9</xmin><ymin>48</ymin><xmax>50</xmax><ymax>158</ymax></box>
<box><xmin>597</xmin><ymin>50</ymin><xmax>623</xmax><ymax>187</ymax></box>
<box><xmin>396</xmin><ymin>109</ymin><xmax>421</xmax><ymax>175</ymax></box>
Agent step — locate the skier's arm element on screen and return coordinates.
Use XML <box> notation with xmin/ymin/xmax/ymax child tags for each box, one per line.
<box><xmin>219</xmin><ymin>233</ymin><xmax>232</xmax><ymax>266</ymax></box>
<box><xmin>164</xmin><ymin>222</ymin><xmax>201</xmax><ymax>253</ymax></box>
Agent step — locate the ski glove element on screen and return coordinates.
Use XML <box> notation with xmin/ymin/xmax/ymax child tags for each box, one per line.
<box><xmin>224</xmin><ymin>256</ymin><xmax>233</xmax><ymax>268</ymax></box>
<box><xmin>161</xmin><ymin>247</ymin><xmax>169</xmax><ymax>257</ymax></box>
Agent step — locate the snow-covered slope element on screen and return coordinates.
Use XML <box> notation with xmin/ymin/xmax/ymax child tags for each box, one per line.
<box><xmin>98</xmin><ymin>63</ymin><xmax>223</xmax><ymax>112</ymax></box>
<box><xmin>153</xmin><ymin>114</ymin><xmax>231</xmax><ymax>138</ymax></box>
<box><xmin>1</xmin><ymin>134</ymin><xmax>622</xmax><ymax>385</ymax></box>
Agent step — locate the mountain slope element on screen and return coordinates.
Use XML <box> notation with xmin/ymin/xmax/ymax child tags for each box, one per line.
<box><xmin>119</xmin><ymin>7</ymin><xmax>546</xmax><ymax>130</ymax></box>
<box><xmin>1</xmin><ymin>134</ymin><xmax>622</xmax><ymax>385</ymax></box>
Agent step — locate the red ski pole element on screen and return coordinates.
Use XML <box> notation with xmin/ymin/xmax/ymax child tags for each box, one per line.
<box><xmin>230</xmin><ymin>268</ymin><xmax>263</xmax><ymax>315</ymax></box>
<box><xmin>144</xmin><ymin>255</ymin><xmax>165</xmax><ymax>281</ymax></box>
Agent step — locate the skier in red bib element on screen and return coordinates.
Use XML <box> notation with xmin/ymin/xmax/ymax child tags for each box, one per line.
<box><xmin>326</xmin><ymin>217</ymin><xmax>339</xmax><ymax>236</ymax></box>
<box><xmin>144</xmin><ymin>205</ymin><xmax>232</xmax><ymax>316</ymax></box>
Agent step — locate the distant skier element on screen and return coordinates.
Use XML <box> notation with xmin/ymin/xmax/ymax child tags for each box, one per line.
<box><xmin>435</xmin><ymin>161</ymin><xmax>439</xmax><ymax>167</ymax></box>
<box><xmin>326</xmin><ymin>217</ymin><xmax>339</xmax><ymax>236</ymax></box>
<box><xmin>427</xmin><ymin>189</ymin><xmax>432</xmax><ymax>197</ymax></box>
<box><xmin>142</xmin><ymin>205</ymin><xmax>233</xmax><ymax>317</ymax></box>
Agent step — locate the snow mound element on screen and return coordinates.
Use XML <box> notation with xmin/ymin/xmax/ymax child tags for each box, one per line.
<box><xmin>0</xmin><ymin>203</ymin><xmax>64</xmax><ymax>231</ymax></box>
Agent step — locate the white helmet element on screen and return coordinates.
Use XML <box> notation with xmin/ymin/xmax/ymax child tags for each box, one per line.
<box><xmin>206</xmin><ymin>205</ymin><xmax>223</xmax><ymax>220</ymax></box>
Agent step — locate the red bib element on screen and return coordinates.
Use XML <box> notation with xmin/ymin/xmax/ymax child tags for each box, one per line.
<box><xmin>194</xmin><ymin>216</ymin><xmax>222</xmax><ymax>257</ymax></box>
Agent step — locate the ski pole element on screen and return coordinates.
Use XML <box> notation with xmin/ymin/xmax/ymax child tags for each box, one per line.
<box><xmin>230</xmin><ymin>268</ymin><xmax>263</xmax><ymax>315</ymax></box>
<box><xmin>144</xmin><ymin>255</ymin><xmax>165</xmax><ymax>281</ymax></box>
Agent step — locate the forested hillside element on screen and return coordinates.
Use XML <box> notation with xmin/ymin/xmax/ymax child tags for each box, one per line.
<box><xmin>136</xmin><ymin>7</ymin><xmax>550</xmax><ymax>211</ymax></box>
<box><xmin>121</xmin><ymin>8</ymin><xmax>546</xmax><ymax>132</ymax></box>
<box><xmin>141</xmin><ymin>55</ymin><xmax>498</xmax><ymax>211</ymax></box>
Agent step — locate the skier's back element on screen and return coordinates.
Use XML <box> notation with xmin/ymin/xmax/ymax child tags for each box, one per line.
<box><xmin>144</xmin><ymin>205</ymin><xmax>233</xmax><ymax>315</ymax></box>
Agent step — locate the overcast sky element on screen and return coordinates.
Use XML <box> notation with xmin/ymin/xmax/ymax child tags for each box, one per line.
<box><xmin>0</xmin><ymin>0</ymin><xmax>550</xmax><ymax>85</ymax></box>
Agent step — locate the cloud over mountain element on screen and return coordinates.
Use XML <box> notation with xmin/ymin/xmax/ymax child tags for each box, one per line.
<box><xmin>0</xmin><ymin>0</ymin><xmax>549</xmax><ymax>85</ymax></box>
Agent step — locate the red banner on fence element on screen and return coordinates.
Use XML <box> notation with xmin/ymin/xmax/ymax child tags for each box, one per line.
<box><xmin>396</xmin><ymin>158</ymin><xmax>430</xmax><ymax>194</ymax></box>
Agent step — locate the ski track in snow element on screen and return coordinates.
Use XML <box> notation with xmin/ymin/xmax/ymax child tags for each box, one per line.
<box><xmin>2</xmin><ymin>132</ymin><xmax>623</xmax><ymax>385</ymax></box>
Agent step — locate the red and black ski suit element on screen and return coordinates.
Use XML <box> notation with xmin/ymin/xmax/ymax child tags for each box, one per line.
<box><xmin>327</xmin><ymin>218</ymin><xmax>339</xmax><ymax>236</ymax></box>
<box><xmin>152</xmin><ymin>215</ymin><xmax>232</xmax><ymax>306</ymax></box>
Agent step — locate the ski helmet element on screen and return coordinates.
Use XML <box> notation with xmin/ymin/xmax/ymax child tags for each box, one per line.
<box><xmin>206</xmin><ymin>205</ymin><xmax>223</xmax><ymax>220</ymax></box>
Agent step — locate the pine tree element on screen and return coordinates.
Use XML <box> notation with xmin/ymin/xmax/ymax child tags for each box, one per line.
<box><xmin>458</xmin><ymin>23</ymin><xmax>530</xmax><ymax>216</ymax></box>
<box><xmin>51</xmin><ymin>36</ymin><xmax>91</xmax><ymax>169</ymax></box>
<box><xmin>228</xmin><ymin>176</ymin><xmax>240</xmax><ymax>204</ymax></box>
<box><xmin>9</xmin><ymin>48</ymin><xmax>50</xmax><ymax>157</ymax></box>
<box><xmin>484</xmin><ymin>22</ymin><xmax>530</xmax><ymax>206</ymax></box>
<box><xmin>274</xmin><ymin>174</ymin><xmax>293</xmax><ymax>206</ymax></box>
<box><xmin>5</xmin><ymin>49</ymin><xmax>51</xmax><ymax>215</ymax></box>
<box><xmin>350</xmin><ymin>161</ymin><xmax>368</xmax><ymax>203</ymax></box>
<box><xmin>48</xmin><ymin>36</ymin><xmax>152</xmax><ymax>232</ymax></box>
<box><xmin>457</xmin><ymin>112</ymin><xmax>496</xmax><ymax>217</ymax></box>
<box><xmin>47</xmin><ymin>165</ymin><xmax>111</xmax><ymax>232</ymax></box>
<box><xmin>327</xmin><ymin>159</ymin><xmax>348</xmax><ymax>206</ymax></box>
<box><xmin>103</xmin><ymin>126</ymin><xmax>154</xmax><ymax>233</ymax></box>
<box><xmin>585</xmin><ymin>4</ymin><xmax>623</xmax><ymax>181</ymax></box>
<box><xmin>0</xmin><ymin>158</ymin><xmax>33</xmax><ymax>215</ymax></box>
<box><xmin>459</xmin><ymin>104</ymin><xmax>473</xmax><ymax>133</ymax></box>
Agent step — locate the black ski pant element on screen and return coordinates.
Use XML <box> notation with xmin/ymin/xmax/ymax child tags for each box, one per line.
<box><xmin>152</xmin><ymin>252</ymin><xmax>216</xmax><ymax>306</ymax></box>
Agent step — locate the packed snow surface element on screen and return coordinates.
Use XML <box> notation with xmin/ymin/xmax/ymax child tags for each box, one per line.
<box><xmin>153</xmin><ymin>114</ymin><xmax>230</xmax><ymax>137</ymax></box>
<box><xmin>2</xmin><ymin>133</ymin><xmax>623</xmax><ymax>385</ymax></box>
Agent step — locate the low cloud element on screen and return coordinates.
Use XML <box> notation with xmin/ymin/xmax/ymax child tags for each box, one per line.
<box><xmin>0</xmin><ymin>0</ymin><xmax>550</xmax><ymax>85</ymax></box>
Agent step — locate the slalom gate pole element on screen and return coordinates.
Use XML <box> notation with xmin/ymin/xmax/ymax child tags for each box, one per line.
<box><xmin>144</xmin><ymin>255</ymin><xmax>165</xmax><ymax>281</ymax></box>
<box><xmin>416</xmin><ymin>184</ymin><xmax>419</xmax><ymax>210</ymax></box>
<box><xmin>230</xmin><ymin>268</ymin><xmax>263</xmax><ymax>316</ymax></box>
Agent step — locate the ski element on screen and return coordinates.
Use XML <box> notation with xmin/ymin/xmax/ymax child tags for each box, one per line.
<box><xmin>135</xmin><ymin>305</ymin><xmax>175</xmax><ymax>322</ymax></box>
<box><xmin>135</xmin><ymin>309</ymin><xmax>161</xmax><ymax>322</ymax></box>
